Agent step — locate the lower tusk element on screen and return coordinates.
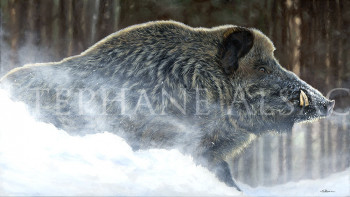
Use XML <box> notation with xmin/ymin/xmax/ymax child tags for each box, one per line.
<box><xmin>304</xmin><ymin>94</ymin><xmax>309</xmax><ymax>106</ymax></box>
<box><xmin>300</xmin><ymin>90</ymin><xmax>309</xmax><ymax>107</ymax></box>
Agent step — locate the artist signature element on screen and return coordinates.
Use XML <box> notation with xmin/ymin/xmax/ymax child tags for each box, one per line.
<box><xmin>320</xmin><ymin>189</ymin><xmax>335</xmax><ymax>193</ymax></box>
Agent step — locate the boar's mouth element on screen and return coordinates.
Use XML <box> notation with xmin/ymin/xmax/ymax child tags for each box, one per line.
<box><xmin>263</xmin><ymin>89</ymin><xmax>335</xmax><ymax>134</ymax></box>
<box><xmin>289</xmin><ymin>89</ymin><xmax>335</xmax><ymax>123</ymax></box>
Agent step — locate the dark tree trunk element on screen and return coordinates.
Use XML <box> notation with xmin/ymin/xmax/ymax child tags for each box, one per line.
<box><xmin>58</xmin><ymin>0</ymin><xmax>70</xmax><ymax>58</ymax></box>
<box><xmin>96</xmin><ymin>0</ymin><xmax>115</xmax><ymax>41</ymax></box>
<box><xmin>72</xmin><ymin>0</ymin><xmax>85</xmax><ymax>55</ymax></box>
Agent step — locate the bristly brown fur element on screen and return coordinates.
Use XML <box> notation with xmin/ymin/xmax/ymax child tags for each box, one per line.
<box><xmin>0</xmin><ymin>20</ymin><xmax>333</xmax><ymax>191</ymax></box>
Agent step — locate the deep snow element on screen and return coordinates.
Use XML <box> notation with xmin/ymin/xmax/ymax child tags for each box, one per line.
<box><xmin>0</xmin><ymin>89</ymin><xmax>348</xmax><ymax>196</ymax></box>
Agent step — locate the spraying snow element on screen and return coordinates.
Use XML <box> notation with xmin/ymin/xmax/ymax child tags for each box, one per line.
<box><xmin>0</xmin><ymin>89</ymin><xmax>348</xmax><ymax>196</ymax></box>
<box><xmin>0</xmin><ymin>89</ymin><xmax>239</xmax><ymax>196</ymax></box>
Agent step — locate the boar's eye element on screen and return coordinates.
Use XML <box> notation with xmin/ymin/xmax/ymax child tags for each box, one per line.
<box><xmin>258</xmin><ymin>67</ymin><xmax>267</xmax><ymax>73</ymax></box>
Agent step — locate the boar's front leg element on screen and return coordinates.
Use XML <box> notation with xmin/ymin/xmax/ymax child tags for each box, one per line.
<box><xmin>199</xmin><ymin>147</ymin><xmax>242</xmax><ymax>191</ymax></box>
<box><xmin>213</xmin><ymin>160</ymin><xmax>241</xmax><ymax>191</ymax></box>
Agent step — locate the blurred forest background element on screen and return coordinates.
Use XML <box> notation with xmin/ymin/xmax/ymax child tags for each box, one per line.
<box><xmin>0</xmin><ymin>0</ymin><xmax>349</xmax><ymax>187</ymax></box>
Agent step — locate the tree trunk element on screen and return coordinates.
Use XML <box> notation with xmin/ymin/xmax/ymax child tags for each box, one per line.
<box><xmin>263</xmin><ymin>134</ymin><xmax>272</xmax><ymax>185</ymax></box>
<box><xmin>96</xmin><ymin>0</ymin><xmax>115</xmax><ymax>41</ymax></box>
<box><xmin>58</xmin><ymin>0</ymin><xmax>69</xmax><ymax>58</ymax></box>
<box><xmin>72</xmin><ymin>0</ymin><xmax>85</xmax><ymax>55</ymax></box>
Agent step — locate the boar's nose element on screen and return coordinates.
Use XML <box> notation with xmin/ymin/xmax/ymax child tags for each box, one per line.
<box><xmin>326</xmin><ymin>100</ymin><xmax>335</xmax><ymax>116</ymax></box>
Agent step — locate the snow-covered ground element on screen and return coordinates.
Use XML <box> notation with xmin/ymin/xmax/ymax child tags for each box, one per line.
<box><xmin>0</xmin><ymin>89</ymin><xmax>349</xmax><ymax>196</ymax></box>
<box><xmin>242</xmin><ymin>169</ymin><xmax>349</xmax><ymax>197</ymax></box>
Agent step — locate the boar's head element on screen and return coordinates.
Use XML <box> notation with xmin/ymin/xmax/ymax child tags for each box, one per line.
<box><xmin>221</xmin><ymin>28</ymin><xmax>335</xmax><ymax>134</ymax></box>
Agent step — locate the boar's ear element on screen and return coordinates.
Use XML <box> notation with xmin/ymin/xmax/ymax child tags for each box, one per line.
<box><xmin>221</xmin><ymin>29</ymin><xmax>254</xmax><ymax>75</ymax></box>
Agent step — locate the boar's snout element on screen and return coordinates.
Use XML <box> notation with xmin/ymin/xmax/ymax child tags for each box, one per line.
<box><xmin>288</xmin><ymin>84</ymin><xmax>335</xmax><ymax>121</ymax></box>
<box><xmin>280</xmin><ymin>70</ymin><xmax>335</xmax><ymax>123</ymax></box>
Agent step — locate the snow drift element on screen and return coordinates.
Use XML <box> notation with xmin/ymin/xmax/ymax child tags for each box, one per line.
<box><xmin>0</xmin><ymin>89</ymin><xmax>239</xmax><ymax>196</ymax></box>
<box><xmin>0</xmin><ymin>89</ymin><xmax>348</xmax><ymax>196</ymax></box>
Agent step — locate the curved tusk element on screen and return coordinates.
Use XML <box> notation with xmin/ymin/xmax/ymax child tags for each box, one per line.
<box><xmin>300</xmin><ymin>90</ymin><xmax>309</xmax><ymax>107</ymax></box>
